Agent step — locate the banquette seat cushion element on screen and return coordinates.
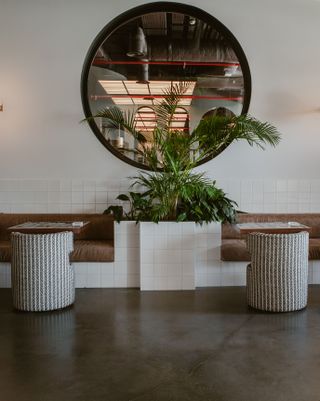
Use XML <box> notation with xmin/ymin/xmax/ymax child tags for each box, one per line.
<box><xmin>221</xmin><ymin>213</ymin><xmax>320</xmax><ymax>261</ymax></box>
<box><xmin>0</xmin><ymin>213</ymin><xmax>114</xmax><ymax>262</ymax></box>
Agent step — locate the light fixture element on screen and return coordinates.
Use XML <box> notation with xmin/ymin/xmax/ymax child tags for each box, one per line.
<box><xmin>0</xmin><ymin>103</ymin><xmax>3</xmax><ymax>112</ymax></box>
<box><xmin>126</xmin><ymin>27</ymin><xmax>147</xmax><ymax>58</ymax></box>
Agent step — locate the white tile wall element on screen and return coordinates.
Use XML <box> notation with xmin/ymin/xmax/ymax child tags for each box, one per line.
<box><xmin>0</xmin><ymin>263</ymin><xmax>11</xmax><ymax>288</ymax></box>
<box><xmin>114</xmin><ymin>221</ymin><xmax>140</xmax><ymax>288</ymax></box>
<box><xmin>0</xmin><ymin>178</ymin><xmax>132</xmax><ymax>214</ymax></box>
<box><xmin>1</xmin><ymin>178</ymin><xmax>320</xmax><ymax>214</ymax></box>
<box><xmin>72</xmin><ymin>221</ymin><xmax>140</xmax><ymax>288</ymax></box>
<box><xmin>1</xmin><ymin>178</ymin><xmax>320</xmax><ymax>288</ymax></box>
<box><xmin>140</xmin><ymin>222</ymin><xmax>195</xmax><ymax>290</ymax></box>
<box><xmin>214</xmin><ymin>178</ymin><xmax>320</xmax><ymax>214</ymax></box>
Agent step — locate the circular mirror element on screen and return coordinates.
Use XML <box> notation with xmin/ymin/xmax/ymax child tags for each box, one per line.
<box><xmin>81</xmin><ymin>2</ymin><xmax>251</xmax><ymax>169</ymax></box>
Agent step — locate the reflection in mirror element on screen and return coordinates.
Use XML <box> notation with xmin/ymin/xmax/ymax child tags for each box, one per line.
<box><xmin>84</xmin><ymin>5</ymin><xmax>251</xmax><ymax>168</ymax></box>
<box><xmin>201</xmin><ymin>107</ymin><xmax>236</xmax><ymax>120</ymax></box>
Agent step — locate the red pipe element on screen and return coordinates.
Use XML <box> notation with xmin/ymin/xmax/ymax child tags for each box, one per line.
<box><xmin>93</xmin><ymin>59</ymin><xmax>240</xmax><ymax>67</ymax></box>
<box><xmin>91</xmin><ymin>94</ymin><xmax>242</xmax><ymax>101</ymax></box>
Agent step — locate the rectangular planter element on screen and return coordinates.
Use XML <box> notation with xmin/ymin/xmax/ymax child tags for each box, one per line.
<box><xmin>114</xmin><ymin>221</ymin><xmax>140</xmax><ymax>287</ymax></box>
<box><xmin>139</xmin><ymin>221</ymin><xmax>195</xmax><ymax>290</ymax></box>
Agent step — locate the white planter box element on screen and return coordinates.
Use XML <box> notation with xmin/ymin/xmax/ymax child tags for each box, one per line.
<box><xmin>139</xmin><ymin>221</ymin><xmax>195</xmax><ymax>290</ymax></box>
<box><xmin>114</xmin><ymin>221</ymin><xmax>140</xmax><ymax>287</ymax></box>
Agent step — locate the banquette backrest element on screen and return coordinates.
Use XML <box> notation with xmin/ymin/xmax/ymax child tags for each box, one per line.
<box><xmin>0</xmin><ymin>213</ymin><xmax>114</xmax><ymax>241</ymax></box>
<box><xmin>222</xmin><ymin>213</ymin><xmax>320</xmax><ymax>239</ymax></box>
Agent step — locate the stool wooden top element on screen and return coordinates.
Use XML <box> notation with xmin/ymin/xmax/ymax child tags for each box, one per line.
<box><xmin>236</xmin><ymin>222</ymin><xmax>311</xmax><ymax>235</ymax></box>
<box><xmin>8</xmin><ymin>221</ymin><xmax>90</xmax><ymax>235</ymax></box>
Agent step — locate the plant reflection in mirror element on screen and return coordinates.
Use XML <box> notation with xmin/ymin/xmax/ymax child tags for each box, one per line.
<box><xmin>84</xmin><ymin>82</ymin><xmax>281</xmax><ymax>223</ymax></box>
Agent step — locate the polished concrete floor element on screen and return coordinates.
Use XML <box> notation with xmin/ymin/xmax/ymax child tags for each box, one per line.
<box><xmin>1</xmin><ymin>287</ymin><xmax>320</xmax><ymax>401</ymax></box>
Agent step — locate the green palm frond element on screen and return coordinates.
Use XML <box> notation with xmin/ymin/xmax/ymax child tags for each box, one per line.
<box><xmin>227</xmin><ymin>115</ymin><xmax>281</xmax><ymax>148</ymax></box>
<box><xmin>129</xmin><ymin>170</ymin><xmax>237</xmax><ymax>223</ymax></box>
<box><xmin>83</xmin><ymin>106</ymin><xmax>147</xmax><ymax>144</ymax></box>
<box><xmin>83</xmin><ymin>82</ymin><xmax>281</xmax><ymax>223</ymax></box>
<box><xmin>155</xmin><ymin>81</ymin><xmax>191</xmax><ymax>131</ymax></box>
<box><xmin>192</xmin><ymin>114</ymin><xmax>281</xmax><ymax>164</ymax></box>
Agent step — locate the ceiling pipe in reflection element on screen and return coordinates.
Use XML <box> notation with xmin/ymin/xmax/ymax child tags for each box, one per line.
<box><xmin>137</xmin><ymin>58</ymin><xmax>149</xmax><ymax>84</ymax></box>
<box><xmin>191</xmin><ymin>20</ymin><xmax>203</xmax><ymax>51</ymax></box>
<box><xmin>127</xmin><ymin>27</ymin><xmax>148</xmax><ymax>58</ymax></box>
<box><xmin>127</xmin><ymin>27</ymin><xmax>149</xmax><ymax>84</ymax></box>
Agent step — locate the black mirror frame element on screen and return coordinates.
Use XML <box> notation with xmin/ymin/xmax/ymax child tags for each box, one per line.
<box><xmin>81</xmin><ymin>1</ymin><xmax>252</xmax><ymax>170</ymax></box>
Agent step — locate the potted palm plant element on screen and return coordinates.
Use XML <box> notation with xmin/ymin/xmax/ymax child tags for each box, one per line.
<box><xmin>85</xmin><ymin>82</ymin><xmax>281</xmax><ymax>290</ymax></box>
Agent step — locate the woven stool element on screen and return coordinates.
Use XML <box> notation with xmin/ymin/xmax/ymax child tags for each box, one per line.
<box><xmin>11</xmin><ymin>232</ymin><xmax>74</xmax><ymax>312</ymax></box>
<box><xmin>246</xmin><ymin>231</ymin><xmax>309</xmax><ymax>312</ymax></box>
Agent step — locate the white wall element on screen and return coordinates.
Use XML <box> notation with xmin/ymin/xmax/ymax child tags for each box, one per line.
<box><xmin>0</xmin><ymin>0</ymin><xmax>320</xmax><ymax>189</ymax></box>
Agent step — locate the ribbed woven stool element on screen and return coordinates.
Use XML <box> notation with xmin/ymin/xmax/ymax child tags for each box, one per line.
<box><xmin>246</xmin><ymin>231</ymin><xmax>309</xmax><ymax>312</ymax></box>
<box><xmin>11</xmin><ymin>232</ymin><xmax>74</xmax><ymax>312</ymax></box>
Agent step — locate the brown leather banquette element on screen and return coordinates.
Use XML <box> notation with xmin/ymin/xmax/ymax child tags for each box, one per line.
<box><xmin>0</xmin><ymin>214</ymin><xmax>114</xmax><ymax>263</ymax></box>
<box><xmin>221</xmin><ymin>213</ymin><xmax>320</xmax><ymax>261</ymax></box>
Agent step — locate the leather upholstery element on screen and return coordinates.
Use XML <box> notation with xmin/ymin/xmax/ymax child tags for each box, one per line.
<box><xmin>71</xmin><ymin>240</ymin><xmax>114</xmax><ymax>262</ymax></box>
<box><xmin>220</xmin><ymin>239</ymin><xmax>249</xmax><ymax>261</ymax></box>
<box><xmin>0</xmin><ymin>214</ymin><xmax>114</xmax><ymax>262</ymax></box>
<box><xmin>0</xmin><ymin>241</ymin><xmax>10</xmax><ymax>262</ymax></box>
<box><xmin>0</xmin><ymin>213</ymin><xmax>114</xmax><ymax>241</ymax></box>
<box><xmin>221</xmin><ymin>213</ymin><xmax>320</xmax><ymax>261</ymax></box>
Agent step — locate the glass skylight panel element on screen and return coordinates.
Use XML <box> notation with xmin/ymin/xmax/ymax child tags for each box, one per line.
<box><xmin>171</xmin><ymin>121</ymin><xmax>183</xmax><ymax>128</ymax></box>
<box><xmin>149</xmin><ymin>80</ymin><xmax>172</xmax><ymax>95</ymax></box>
<box><xmin>124</xmin><ymin>81</ymin><xmax>150</xmax><ymax>95</ymax></box>
<box><xmin>178</xmin><ymin>99</ymin><xmax>192</xmax><ymax>106</ymax></box>
<box><xmin>185</xmin><ymin>83</ymin><xmax>196</xmax><ymax>95</ymax></box>
<box><xmin>132</xmin><ymin>98</ymin><xmax>153</xmax><ymax>105</ymax></box>
<box><xmin>98</xmin><ymin>80</ymin><xmax>127</xmax><ymax>94</ymax></box>
<box><xmin>112</xmin><ymin>97</ymin><xmax>134</xmax><ymax>105</ymax></box>
<box><xmin>97</xmin><ymin>80</ymin><xmax>195</xmax><ymax>106</ymax></box>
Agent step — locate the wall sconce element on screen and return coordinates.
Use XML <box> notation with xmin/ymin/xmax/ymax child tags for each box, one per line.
<box><xmin>0</xmin><ymin>103</ymin><xmax>3</xmax><ymax>112</ymax></box>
